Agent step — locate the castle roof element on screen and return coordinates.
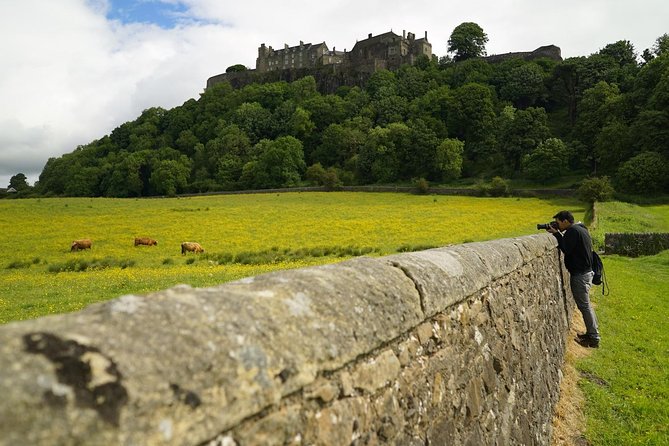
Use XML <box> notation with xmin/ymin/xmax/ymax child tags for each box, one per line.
<box><xmin>266</xmin><ymin>41</ymin><xmax>328</xmax><ymax>55</ymax></box>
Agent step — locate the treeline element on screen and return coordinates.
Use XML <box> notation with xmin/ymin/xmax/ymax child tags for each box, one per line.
<box><xmin>36</xmin><ymin>36</ymin><xmax>669</xmax><ymax>197</ymax></box>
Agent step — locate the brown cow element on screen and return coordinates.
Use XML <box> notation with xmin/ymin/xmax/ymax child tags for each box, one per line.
<box><xmin>71</xmin><ymin>239</ymin><xmax>92</xmax><ymax>252</ymax></box>
<box><xmin>134</xmin><ymin>237</ymin><xmax>158</xmax><ymax>246</ymax></box>
<box><xmin>181</xmin><ymin>242</ymin><xmax>204</xmax><ymax>255</ymax></box>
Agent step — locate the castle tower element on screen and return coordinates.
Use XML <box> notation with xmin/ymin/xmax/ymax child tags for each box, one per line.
<box><xmin>256</xmin><ymin>43</ymin><xmax>269</xmax><ymax>72</ymax></box>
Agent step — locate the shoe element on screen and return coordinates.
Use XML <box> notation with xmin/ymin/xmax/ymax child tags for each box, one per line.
<box><xmin>577</xmin><ymin>332</ymin><xmax>601</xmax><ymax>340</ymax></box>
<box><xmin>575</xmin><ymin>335</ymin><xmax>600</xmax><ymax>348</ymax></box>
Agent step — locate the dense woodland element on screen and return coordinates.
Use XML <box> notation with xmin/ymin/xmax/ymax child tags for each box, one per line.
<box><xmin>28</xmin><ymin>26</ymin><xmax>669</xmax><ymax>197</ymax></box>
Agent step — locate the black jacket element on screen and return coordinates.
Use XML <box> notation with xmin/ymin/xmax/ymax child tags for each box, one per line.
<box><xmin>554</xmin><ymin>223</ymin><xmax>593</xmax><ymax>275</ymax></box>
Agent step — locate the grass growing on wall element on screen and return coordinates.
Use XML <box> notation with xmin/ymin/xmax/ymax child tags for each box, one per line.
<box><xmin>582</xmin><ymin>202</ymin><xmax>669</xmax><ymax>445</ymax></box>
<box><xmin>0</xmin><ymin>192</ymin><xmax>580</xmax><ymax>323</ymax></box>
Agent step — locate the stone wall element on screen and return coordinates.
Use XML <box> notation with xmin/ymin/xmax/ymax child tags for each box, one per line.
<box><xmin>604</xmin><ymin>232</ymin><xmax>669</xmax><ymax>256</ymax></box>
<box><xmin>206</xmin><ymin>66</ymin><xmax>372</xmax><ymax>95</ymax></box>
<box><xmin>0</xmin><ymin>234</ymin><xmax>573</xmax><ymax>445</ymax></box>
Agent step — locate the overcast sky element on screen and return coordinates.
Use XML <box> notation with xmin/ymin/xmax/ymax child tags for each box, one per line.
<box><xmin>1</xmin><ymin>0</ymin><xmax>667</xmax><ymax>188</ymax></box>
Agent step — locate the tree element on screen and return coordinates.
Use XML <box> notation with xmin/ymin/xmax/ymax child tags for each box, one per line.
<box><xmin>550</xmin><ymin>57</ymin><xmax>584</xmax><ymax>125</ymax></box>
<box><xmin>445</xmin><ymin>58</ymin><xmax>493</xmax><ymax>88</ymax></box>
<box><xmin>615</xmin><ymin>152</ymin><xmax>669</xmax><ymax>193</ymax></box>
<box><xmin>399</xmin><ymin>119</ymin><xmax>441</xmax><ymax>180</ymax></box>
<box><xmin>226</xmin><ymin>64</ymin><xmax>247</xmax><ymax>73</ymax></box>
<box><xmin>598</xmin><ymin>40</ymin><xmax>637</xmax><ymax>67</ymax></box>
<box><xmin>372</xmin><ymin>94</ymin><xmax>408</xmax><ymax>126</ymax></box>
<box><xmin>241</xmin><ymin>136</ymin><xmax>306</xmax><ymax>189</ymax></box>
<box><xmin>631</xmin><ymin>110</ymin><xmax>669</xmax><ymax>160</ymax></box>
<box><xmin>8</xmin><ymin>173</ymin><xmax>29</xmax><ymax>191</ymax></box>
<box><xmin>496</xmin><ymin>106</ymin><xmax>551</xmax><ymax>172</ymax></box>
<box><xmin>449</xmin><ymin>83</ymin><xmax>497</xmax><ymax>163</ymax></box>
<box><xmin>395</xmin><ymin>65</ymin><xmax>433</xmax><ymax>100</ymax></box>
<box><xmin>499</xmin><ymin>63</ymin><xmax>547</xmax><ymax>108</ymax></box>
<box><xmin>594</xmin><ymin>120</ymin><xmax>633</xmax><ymax>174</ymax></box>
<box><xmin>574</xmin><ymin>81</ymin><xmax>623</xmax><ymax>156</ymax></box>
<box><xmin>522</xmin><ymin>138</ymin><xmax>570</xmax><ymax>182</ymax></box>
<box><xmin>175</xmin><ymin>130</ymin><xmax>200</xmax><ymax>156</ymax></box>
<box><xmin>288</xmin><ymin>76</ymin><xmax>318</xmax><ymax>103</ymax></box>
<box><xmin>287</xmin><ymin>106</ymin><xmax>315</xmax><ymax>140</ymax></box>
<box><xmin>356</xmin><ymin>124</ymin><xmax>408</xmax><ymax>183</ymax></box>
<box><xmin>447</xmin><ymin>22</ymin><xmax>488</xmax><ymax>62</ymax></box>
<box><xmin>302</xmin><ymin>94</ymin><xmax>347</xmax><ymax>131</ymax></box>
<box><xmin>577</xmin><ymin>177</ymin><xmax>614</xmax><ymax>204</ymax></box>
<box><xmin>366</xmin><ymin>70</ymin><xmax>398</xmax><ymax>99</ymax></box>
<box><xmin>312</xmin><ymin>123</ymin><xmax>366</xmax><ymax>168</ymax></box>
<box><xmin>652</xmin><ymin>33</ymin><xmax>669</xmax><ymax>56</ymax></box>
<box><xmin>149</xmin><ymin>157</ymin><xmax>192</xmax><ymax>197</ymax></box>
<box><xmin>435</xmin><ymin>138</ymin><xmax>464</xmax><ymax>182</ymax></box>
<box><xmin>231</xmin><ymin>102</ymin><xmax>273</xmax><ymax>143</ymax></box>
<box><xmin>306</xmin><ymin>163</ymin><xmax>327</xmax><ymax>186</ymax></box>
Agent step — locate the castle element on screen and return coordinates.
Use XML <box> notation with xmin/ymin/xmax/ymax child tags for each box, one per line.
<box><xmin>255</xmin><ymin>29</ymin><xmax>432</xmax><ymax>74</ymax></box>
<box><xmin>206</xmin><ymin>30</ymin><xmax>561</xmax><ymax>92</ymax></box>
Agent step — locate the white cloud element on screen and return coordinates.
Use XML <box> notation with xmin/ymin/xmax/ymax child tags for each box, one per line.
<box><xmin>1</xmin><ymin>0</ymin><xmax>668</xmax><ymax>188</ymax></box>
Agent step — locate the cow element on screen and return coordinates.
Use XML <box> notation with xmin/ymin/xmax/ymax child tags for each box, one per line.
<box><xmin>134</xmin><ymin>237</ymin><xmax>158</xmax><ymax>247</ymax></box>
<box><xmin>71</xmin><ymin>239</ymin><xmax>92</xmax><ymax>252</ymax></box>
<box><xmin>181</xmin><ymin>242</ymin><xmax>204</xmax><ymax>255</ymax></box>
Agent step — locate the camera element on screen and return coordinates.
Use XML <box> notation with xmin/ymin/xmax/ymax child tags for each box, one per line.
<box><xmin>537</xmin><ymin>222</ymin><xmax>558</xmax><ymax>230</ymax></box>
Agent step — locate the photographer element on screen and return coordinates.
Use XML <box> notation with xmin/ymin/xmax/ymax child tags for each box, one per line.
<box><xmin>545</xmin><ymin>210</ymin><xmax>601</xmax><ymax>348</ymax></box>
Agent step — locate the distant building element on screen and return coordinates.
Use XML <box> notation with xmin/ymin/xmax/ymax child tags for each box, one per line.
<box><xmin>346</xmin><ymin>30</ymin><xmax>432</xmax><ymax>73</ymax></box>
<box><xmin>256</xmin><ymin>41</ymin><xmax>344</xmax><ymax>72</ymax></box>
<box><xmin>255</xmin><ymin>29</ymin><xmax>431</xmax><ymax>74</ymax></box>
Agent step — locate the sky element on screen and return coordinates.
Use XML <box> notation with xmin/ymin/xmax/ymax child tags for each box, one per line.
<box><xmin>1</xmin><ymin>0</ymin><xmax>667</xmax><ymax>188</ymax></box>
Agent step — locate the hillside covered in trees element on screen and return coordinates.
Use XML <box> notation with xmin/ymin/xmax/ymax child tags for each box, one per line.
<box><xmin>35</xmin><ymin>26</ymin><xmax>669</xmax><ymax>197</ymax></box>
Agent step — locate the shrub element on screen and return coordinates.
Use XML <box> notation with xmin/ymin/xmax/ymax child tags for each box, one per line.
<box><xmin>615</xmin><ymin>152</ymin><xmax>669</xmax><ymax>194</ymax></box>
<box><xmin>323</xmin><ymin>168</ymin><xmax>342</xmax><ymax>190</ymax></box>
<box><xmin>48</xmin><ymin>257</ymin><xmax>135</xmax><ymax>273</ymax></box>
<box><xmin>578</xmin><ymin>176</ymin><xmax>614</xmax><ymax>203</ymax></box>
<box><xmin>413</xmin><ymin>177</ymin><xmax>430</xmax><ymax>194</ymax></box>
<box><xmin>473</xmin><ymin>177</ymin><xmax>509</xmax><ymax>197</ymax></box>
<box><xmin>489</xmin><ymin>176</ymin><xmax>510</xmax><ymax>197</ymax></box>
<box><xmin>435</xmin><ymin>138</ymin><xmax>464</xmax><ymax>181</ymax></box>
<box><xmin>6</xmin><ymin>260</ymin><xmax>32</xmax><ymax>270</ymax></box>
<box><xmin>305</xmin><ymin>163</ymin><xmax>327</xmax><ymax>186</ymax></box>
<box><xmin>474</xmin><ymin>180</ymin><xmax>491</xmax><ymax>197</ymax></box>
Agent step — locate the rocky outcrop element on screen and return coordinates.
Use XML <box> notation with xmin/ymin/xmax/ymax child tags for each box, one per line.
<box><xmin>484</xmin><ymin>45</ymin><xmax>563</xmax><ymax>63</ymax></box>
<box><xmin>206</xmin><ymin>65</ymin><xmax>372</xmax><ymax>94</ymax></box>
<box><xmin>0</xmin><ymin>234</ymin><xmax>573</xmax><ymax>445</ymax></box>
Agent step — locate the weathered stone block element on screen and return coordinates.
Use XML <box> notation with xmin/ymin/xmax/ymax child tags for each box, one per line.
<box><xmin>350</xmin><ymin>349</ymin><xmax>401</xmax><ymax>394</ymax></box>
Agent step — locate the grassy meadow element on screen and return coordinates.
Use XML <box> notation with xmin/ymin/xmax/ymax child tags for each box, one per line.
<box><xmin>579</xmin><ymin>201</ymin><xmax>669</xmax><ymax>445</ymax></box>
<box><xmin>0</xmin><ymin>192</ymin><xmax>581</xmax><ymax>323</ymax></box>
<box><xmin>590</xmin><ymin>201</ymin><xmax>669</xmax><ymax>249</ymax></box>
<box><xmin>1</xmin><ymin>192</ymin><xmax>668</xmax><ymax>444</ymax></box>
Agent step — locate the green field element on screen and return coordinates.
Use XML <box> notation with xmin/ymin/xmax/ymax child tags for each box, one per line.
<box><xmin>590</xmin><ymin>201</ymin><xmax>669</xmax><ymax>249</ymax></box>
<box><xmin>0</xmin><ymin>192</ymin><xmax>581</xmax><ymax>323</ymax></box>
<box><xmin>581</xmin><ymin>202</ymin><xmax>669</xmax><ymax>445</ymax></box>
<box><xmin>1</xmin><ymin>193</ymin><xmax>667</xmax><ymax>443</ymax></box>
